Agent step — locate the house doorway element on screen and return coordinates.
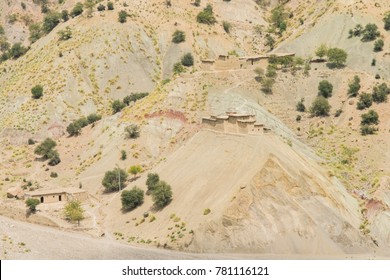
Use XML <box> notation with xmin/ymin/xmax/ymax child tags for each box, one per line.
<box><xmin>59</xmin><ymin>195</ymin><xmax>62</xmax><ymax>202</ymax></box>
<box><xmin>40</xmin><ymin>197</ymin><xmax>44</xmax><ymax>203</ymax></box>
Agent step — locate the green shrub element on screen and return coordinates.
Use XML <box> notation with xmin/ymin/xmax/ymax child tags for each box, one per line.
<box><xmin>97</xmin><ymin>4</ymin><xmax>105</xmax><ymax>11</ymax></box>
<box><xmin>172</xmin><ymin>30</ymin><xmax>185</xmax><ymax>43</ymax></box>
<box><xmin>112</xmin><ymin>100</ymin><xmax>126</xmax><ymax>114</ymax></box>
<box><xmin>70</xmin><ymin>2</ymin><xmax>84</xmax><ymax>17</ymax></box>
<box><xmin>318</xmin><ymin>80</ymin><xmax>333</xmax><ymax>98</ymax></box>
<box><xmin>64</xmin><ymin>200</ymin><xmax>84</xmax><ymax>226</ymax></box>
<box><xmin>31</xmin><ymin>85</ymin><xmax>43</xmax><ymax>99</ymax></box>
<box><xmin>222</xmin><ymin>21</ymin><xmax>232</xmax><ymax>33</ymax></box>
<box><xmin>360</xmin><ymin>124</ymin><xmax>377</xmax><ymax>135</ymax></box>
<box><xmin>384</xmin><ymin>12</ymin><xmax>390</xmax><ymax>30</ymax></box>
<box><xmin>29</xmin><ymin>23</ymin><xmax>43</xmax><ymax>43</ymax></box>
<box><xmin>347</xmin><ymin>75</ymin><xmax>361</xmax><ymax>97</ymax></box>
<box><xmin>372</xmin><ymin>83</ymin><xmax>389</xmax><ymax>103</ymax></box>
<box><xmin>124</xmin><ymin>124</ymin><xmax>140</xmax><ymax>139</ymax></box>
<box><xmin>9</xmin><ymin>43</ymin><xmax>27</xmax><ymax>59</ymax></box>
<box><xmin>356</xmin><ymin>93</ymin><xmax>372</xmax><ymax>110</ymax></box>
<box><xmin>86</xmin><ymin>113</ymin><xmax>102</xmax><ymax>124</ymax></box>
<box><xmin>121</xmin><ymin>187</ymin><xmax>144</xmax><ymax>211</ymax></box>
<box><xmin>146</xmin><ymin>173</ymin><xmax>159</xmax><ymax>194</ymax></box>
<box><xmin>107</xmin><ymin>2</ymin><xmax>114</xmax><ymax>10</ymax></box>
<box><xmin>361</xmin><ymin>23</ymin><xmax>380</xmax><ymax>42</ymax></box>
<box><xmin>34</xmin><ymin>138</ymin><xmax>57</xmax><ymax>159</ymax></box>
<box><xmin>66</xmin><ymin>122</ymin><xmax>82</xmax><ymax>136</ymax></box>
<box><xmin>61</xmin><ymin>10</ymin><xmax>69</xmax><ymax>21</ymax></box>
<box><xmin>152</xmin><ymin>181</ymin><xmax>172</xmax><ymax>208</ymax></box>
<box><xmin>43</xmin><ymin>12</ymin><xmax>61</xmax><ymax>33</ymax></box>
<box><xmin>173</xmin><ymin>62</ymin><xmax>184</xmax><ymax>74</ymax></box>
<box><xmin>26</xmin><ymin>198</ymin><xmax>40</xmax><ymax>213</ymax></box>
<box><xmin>327</xmin><ymin>48</ymin><xmax>347</xmax><ymax>67</ymax></box>
<box><xmin>102</xmin><ymin>168</ymin><xmax>128</xmax><ymax>192</ymax></box>
<box><xmin>310</xmin><ymin>96</ymin><xmax>331</xmax><ymax>116</ymax></box>
<box><xmin>118</xmin><ymin>11</ymin><xmax>128</xmax><ymax>23</ymax></box>
<box><xmin>58</xmin><ymin>27</ymin><xmax>72</xmax><ymax>41</ymax></box>
<box><xmin>196</xmin><ymin>4</ymin><xmax>216</xmax><ymax>25</ymax></box>
<box><xmin>361</xmin><ymin>110</ymin><xmax>379</xmax><ymax>125</ymax></box>
<box><xmin>123</xmin><ymin>92</ymin><xmax>148</xmax><ymax>105</ymax></box>
<box><xmin>181</xmin><ymin>53</ymin><xmax>194</xmax><ymax>67</ymax></box>
<box><xmin>296</xmin><ymin>98</ymin><xmax>306</xmax><ymax>112</ymax></box>
<box><xmin>374</xmin><ymin>39</ymin><xmax>384</xmax><ymax>52</ymax></box>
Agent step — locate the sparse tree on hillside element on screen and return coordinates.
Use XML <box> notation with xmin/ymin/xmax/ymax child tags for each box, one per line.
<box><xmin>310</xmin><ymin>96</ymin><xmax>331</xmax><ymax>117</ymax></box>
<box><xmin>31</xmin><ymin>85</ymin><xmax>43</xmax><ymax>99</ymax></box>
<box><xmin>327</xmin><ymin>48</ymin><xmax>347</xmax><ymax>68</ymax></box>
<box><xmin>347</xmin><ymin>75</ymin><xmax>361</xmax><ymax>97</ymax></box>
<box><xmin>112</xmin><ymin>100</ymin><xmax>126</xmax><ymax>114</ymax></box>
<box><xmin>121</xmin><ymin>187</ymin><xmax>144</xmax><ymax>211</ymax></box>
<box><xmin>318</xmin><ymin>80</ymin><xmax>333</xmax><ymax>98</ymax></box>
<box><xmin>129</xmin><ymin>165</ymin><xmax>142</xmax><ymax>179</ymax></box>
<box><xmin>372</xmin><ymin>83</ymin><xmax>389</xmax><ymax>103</ymax></box>
<box><xmin>146</xmin><ymin>173</ymin><xmax>160</xmax><ymax>194</ymax></box>
<box><xmin>66</xmin><ymin>122</ymin><xmax>82</xmax><ymax>136</ymax></box>
<box><xmin>374</xmin><ymin>39</ymin><xmax>384</xmax><ymax>52</ymax></box>
<box><xmin>26</xmin><ymin>198</ymin><xmax>40</xmax><ymax>213</ymax></box>
<box><xmin>34</xmin><ymin>138</ymin><xmax>56</xmax><ymax>159</ymax></box>
<box><xmin>102</xmin><ymin>168</ymin><xmax>128</xmax><ymax>192</ymax></box>
<box><xmin>64</xmin><ymin>200</ymin><xmax>84</xmax><ymax>226</ymax></box>
<box><xmin>118</xmin><ymin>10</ymin><xmax>128</xmax><ymax>23</ymax></box>
<box><xmin>29</xmin><ymin>23</ymin><xmax>43</xmax><ymax>43</ymax></box>
<box><xmin>107</xmin><ymin>2</ymin><xmax>114</xmax><ymax>10</ymax></box>
<box><xmin>315</xmin><ymin>44</ymin><xmax>328</xmax><ymax>60</ymax></box>
<box><xmin>361</xmin><ymin>110</ymin><xmax>379</xmax><ymax>125</ymax></box>
<box><xmin>357</xmin><ymin>92</ymin><xmax>372</xmax><ymax>110</ymax></box>
<box><xmin>152</xmin><ymin>181</ymin><xmax>172</xmax><ymax>208</ymax></box>
<box><xmin>43</xmin><ymin>12</ymin><xmax>61</xmax><ymax>33</ymax></box>
<box><xmin>70</xmin><ymin>2</ymin><xmax>84</xmax><ymax>18</ymax></box>
<box><xmin>196</xmin><ymin>4</ymin><xmax>216</xmax><ymax>25</ymax></box>
<box><xmin>172</xmin><ymin>30</ymin><xmax>185</xmax><ymax>43</ymax></box>
<box><xmin>296</xmin><ymin>98</ymin><xmax>306</xmax><ymax>112</ymax></box>
<box><xmin>361</xmin><ymin>23</ymin><xmax>380</xmax><ymax>42</ymax></box>
<box><xmin>181</xmin><ymin>53</ymin><xmax>194</xmax><ymax>67</ymax></box>
<box><xmin>124</xmin><ymin>124</ymin><xmax>140</xmax><ymax>139</ymax></box>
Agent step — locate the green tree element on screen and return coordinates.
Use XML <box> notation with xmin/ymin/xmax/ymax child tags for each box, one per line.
<box><xmin>173</xmin><ymin>62</ymin><xmax>184</xmax><ymax>74</ymax></box>
<box><xmin>112</xmin><ymin>100</ymin><xmax>126</xmax><ymax>114</ymax></box>
<box><xmin>361</xmin><ymin>23</ymin><xmax>380</xmax><ymax>42</ymax></box>
<box><xmin>128</xmin><ymin>165</ymin><xmax>142</xmax><ymax>178</ymax></box>
<box><xmin>315</xmin><ymin>44</ymin><xmax>328</xmax><ymax>59</ymax></box>
<box><xmin>9</xmin><ymin>43</ymin><xmax>27</xmax><ymax>59</ymax></box>
<box><xmin>360</xmin><ymin>124</ymin><xmax>376</xmax><ymax>135</ymax></box>
<box><xmin>327</xmin><ymin>48</ymin><xmax>347</xmax><ymax>67</ymax></box>
<box><xmin>361</xmin><ymin>110</ymin><xmax>379</xmax><ymax>125</ymax></box>
<box><xmin>146</xmin><ymin>173</ymin><xmax>160</xmax><ymax>194</ymax></box>
<box><xmin>296</xmin><ymin>98</ymin><xmax>306</xmax><ymax>112</ymax></box>
<box><xmin>118</xmin><ymin>10</ymin><xmax>128</xmax><ymax>23</ymax></box>
<box><xmin>124</xmin><ymin>124</ymin><xmax>140</xmax><ymax>139</ymax></box>
<box><xmin>172</xmin><ymin>30</ymin><xmax>185</xmax><ymax>43</ymax></box>
<box><xmin>372</xmin><ymin>83</ymin><xmax>389</xmax><ymax>103</ymax></box>
<box><xmin>29</xmin><ymin>23</ymin><xmax>43</xmax><ymax>43</ymax></box>
<box><xmin>70</xmin><ymin>2</ymin><xmax>84</xmax><ymax>17</ymax></box>
<box><xmin>26</xmin><ymin>198</ymin><xmax>40</xmax><ymax>213</ymax></box>
<box><xmin>347</xmin><ymin>75</ymin><xmax>361</xmax><ymax>97</ymax></box>
<box><xmin>270</xmin><ymin>5</ymin><xmax>288</xmax><ymax>33</ymax></box>
<box><xmin>107</xmin><ymin>2</ymin><xmax>114</xmax><ymax>10</ymax></box>
<box><xmin>261</xmin><ymin>77</ymin><xmax>275</xmax><ymax>94</ymax></box>
<box><xmin>121</xmin><ymin>187</ymin><xmax>144</xmax><ymax>211</ymax></box>
<box><xmin>318</xmin><ymin>80</ymin><xmax>333</xmax><ymax>98</ymax></box>
<box><xmin>87</xmin><ymin>113</ymin><xmax>101</xmax><ymax>124</ymax></box>
<box><xmin>374</xmin><ymin>39</ymin><xmax>384</xmax><ymax>52</ymax></box>
<box><xmin>181</xmin><ymin>53</ymin><xmax>194</xmax><ymax>66</ymax></box>
<box><xmin>102</xmin><ymin>168</ymin><xmax>128</xmax><ymax>192</ymax></box>
<box><xmin>310</xmin><ymin>96</ymin><xmax>331</xmax><ymax>116</ymax></box>
<box><xmin>34</xmin><ymin>138</ymin><xmax>57</xmax><ymax>159</ymax></box>
<box><xmin>64</xmin><ymin>200</ymin><xmax>84</xmax><ymax>226</ymax></box>
<box><xmin>58</xmin><ymin>27</ymin><xmax>72</xmax><ymax>40</ymax></box>
<box><xmin>357</xmin><ymin>92</ymin><xmax>372</xmax><ymax>110</ymax></box>
<box><xmin>61</xmin><ymin>10</ymin><xmax>69</xmax><ymax>21</ymax></box>
<box><xmin>196</xmin><ymin>4</ymin><xmax>216</xmax><ymax>25</ymax></box>
<box><xmin>97</xmin><ymin>4</ymin><xmax>105</xmax><ymax>11</ymax></box>
<box><xmin>222</xmin><ymin>21</ymin><xmax>232</xmax><ymax>33</ymax></box>
<box><xmin>384</xmin><ymin>12</ymin><xmax>390</xmax><ymax>31</ymax></box>
<box><xmin>66</xmin><ymin>122</ymin><xmax>82</xmax><ymax>136</ymax></box>
<box><xmin>47</xmin><ymin>149</ymin><xmax>61</xmax><ymax>166</ymax></box>
<box><xmin>43</xmin><ymin>12</ymin><xmax>61</xmax><ymax>33</ymax></box>
<box><xmin>31</xmin><ymin>85</ymin><xmax>43</xmax><ymax>99</ymax></box>
<box><xmin>152</xmin><ymin>181</ymin><xmax>172</xmax><ymax>208</ymax></box>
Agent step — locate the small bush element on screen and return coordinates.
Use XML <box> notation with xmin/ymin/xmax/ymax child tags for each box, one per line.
<box><xmin>118</xmin><ymin>11</ymin><xmax>128</xmax><ymax>23</ymax></box>
<box><xmin>152</xmin><ymin>181</ymin><xmax>172</xmax><ymax>208</ymax></box>
<box><xmin>31</xmin><ymin>85</ymin><xmax>43</xmax><ymax>99</ymax></box>
<box><xmin>112</xmin><ymin>100</ymin><xmax>126</xmax><ymax>114</ymax></box>
<box><xmin>374</xmin><ymin>39</ymin><xmax>384</xmax><ymax>52</ymax></box>
<box><xmin>372</xmin><ymin>83</ymin><xmax>389</xmax><ymax>103</ymax></box>
<box><xmin>86</xmin><ymin>113</ymin><xmax>102</xmax><ymax>124</ymax></box>
<box><xmin>124</xmin><ymin>124</ymin><xmax>140</xmax><ymax>139</ymax></box>
<box><xmin>296</xmin><ymin>98</ymin><xmax>305</xmax><ymax>112</ymax></box>
<box><xmin>107</xmin><ymin>2</ymin><xmax>114</xmax><ymax>10</ymax></box>
<box><xmin>70</xmin><ymin>2</ymin><xmax>84</xmax><ymax>18</ymax></box>
<box><xmin>347</xmin><ymin>75</ymin><xmax>361</xmax><ymax>97</ymax></box>
<box><xmin>361</xmin><ymin>110</ymin><xmax>379</xmax><ymax>125</ymax></box>
<box><xmin>26</xmin><ymin>198</ymin><xmax>40</xmax><ymax>213</ymax></box>
<box><xmin>203</xmin><ymin>208</ymin><xmax>211</xmax><ymax>215</ymax></box>
<box><xmin>196</xmin><ymin>4</ymin><xmax>216</xmax><ymax>25</ymax></box>
<box><xmin>222</xmin><ymin>21</ymin><xmax>232</xmax><ymax>33</ymax></box>
<box><xmin>121</xmin><ymin>187</ymin><xmax>144</xmax><ymax>211</ymax></box>
<box><xmin>102</xmin><ymin>168</ymin><xmax>128</xmax><ymax>192</ymax></box>
<box><xmin>28</xmin><ymin>138</ymin><xmax>36</xmax><ymax>145</ymax></box>
<box><xmin>66</xmin><ymin>122</ymin><xmax>82</xmax><ymax>136</ymax></box>
<box><xmin>120</xmin><ymin>150</ymin><xmax>127</xmax><ymax>160</ymax></box>
<box><xmin>361</xmin><ymin>23</ymin><xmax>380</xmax><ymax>42</ymax></box>
<box><xmin>97</xmin><ymin>4</ymin><xmax>105</xmax><ymax>11</ymax></box>
<box><xmin>173</xmin><ymin>62</ymin><xmax>184</xmax><ymax>74</ymax></box>
<box><xmin>318</xmin><ymin>80</ymin><xmax>333</xmax><ymax>98</ymax></box>
<box><xmin>146</xmin><ymin>173</ymin><xmax>160</xmax><ymax>194</ymax></box>
<box><xmin>356</xmin><ymin>93</ymin><xmax>372</xmax><ymax>110</ymax></box>
<box><xmin>50</xmin><ymin>172</ymin><xmax>58</xmax><ymax>178</ymax></box>
<box><xmin>172</xmin><ymin>30</ymin><xmax>185</xmax><ymax>43</ymax></box>
<box><xmin>360</xmin><ymin>124</ymin><xmax>377</xmax><ymax>135</ymax></box>
<box><xmin>310</xmin><ymin>96</ymin><xmax>331</xmax><ymax>116</ymax></box>
<box><xmin>181</xmin><ymin>53</ymin><xmax>194</xmax><ymax>67</ymax></box>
